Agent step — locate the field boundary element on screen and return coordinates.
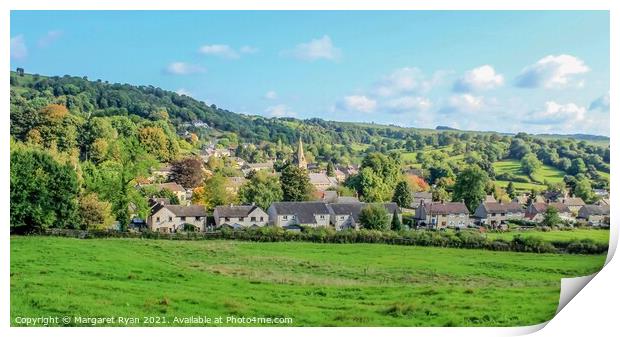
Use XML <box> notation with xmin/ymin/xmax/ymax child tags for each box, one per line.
<box><xmin>19</xmin><ymin>228</ymin><xmax>609</xmax><ymax>255</ymax></box>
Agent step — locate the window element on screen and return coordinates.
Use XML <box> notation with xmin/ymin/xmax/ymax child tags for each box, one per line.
<box><xmin>156</xmin><ymin>217</ymin><xmax>160</xmax><ymax>222</ymax></box>
<box><xmin>491</xmin><ymin>213</ymin><xmax>496</xmax><ymax>216</ymax></box>
<box><xmin>283</xmin><ymin>215</ymin><xmax>288</xmax><ymax>220</ymax></box>
<box><xmin>180</xmin><ymin>216</ymin><xmax>186</xmax><ymax>221</ymax></box>
<box><xmin>259</xmin><ymin>217</ymin><xmax>264</xmax><ymax>221</ymax></box>
<box><xmin>251</xmin><ymin>217</ymin><xmax>256</xmax><ymax>222</ymax></box>
<box><xmin>195</xmin><ymin>216</ymin><xmax>201</xmax><ymax>221</ymax></box>
<box><xmin>225</xmin><ymin>217</ymin><xmax>230</xmax><ymax>222</ymax></box>
<box><xmin>239</xmin><ymin>217</ymin><xmax>244</xmax><ymax>222</ymax></box>
<box><xmin>319</xmin><ymin>215</ymin><xmax>325</xmax><ymax>219</ymax></box>
<box><xmin>168</xmin><ymin>216</ymin><xmax>172</xmax><ymax>222</ymax></box>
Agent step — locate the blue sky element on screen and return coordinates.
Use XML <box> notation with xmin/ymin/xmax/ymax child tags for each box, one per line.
<box><xmin>10</xmin><ymin>11</ymin><xmax>610</xmax><ymax>136</ymax></box>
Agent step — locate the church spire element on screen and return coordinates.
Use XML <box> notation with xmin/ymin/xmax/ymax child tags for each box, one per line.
<box><xmin>296</xmin><ymin>136</ymin><xmax>307</xmax><ymax>169</ymax></box>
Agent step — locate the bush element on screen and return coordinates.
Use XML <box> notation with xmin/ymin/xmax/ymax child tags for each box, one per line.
<box><xmin>565</xmin><ymin>239</ymin><xmax>608</xmax><ymax>254</ymax></box>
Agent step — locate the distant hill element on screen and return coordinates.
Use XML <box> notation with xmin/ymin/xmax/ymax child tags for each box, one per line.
<box><xmin>436</xmin><ymin>126</ymin><xmax>459</xmax><ymax>131</ymax></box>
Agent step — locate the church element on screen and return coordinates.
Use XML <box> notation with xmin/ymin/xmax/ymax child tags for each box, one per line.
<box><xmin>294</xmin><ymin>137</ymin><xmax>308</xmax><ymax>170</ymax></box>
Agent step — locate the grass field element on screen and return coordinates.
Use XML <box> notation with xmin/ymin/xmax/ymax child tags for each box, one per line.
<box><xmin>482</xmin><ymin>229</ymin><xmax>610</xmax><ymax>245</ymax></box>
<box><xmin>11</xmin><ymin>237</ymin><xmax>606</xmax><ymax>327</ymax></box>
<box><xmin>492</xmin><ymin>159</ymin><xmax>568</xmax><ymax>192</ymax></box>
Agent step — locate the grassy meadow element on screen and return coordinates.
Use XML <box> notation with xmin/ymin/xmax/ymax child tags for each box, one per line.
<box><xmin>11</xmin><ymin>236</ymin><xmax>606</xmax><ymax>327</ymax></box>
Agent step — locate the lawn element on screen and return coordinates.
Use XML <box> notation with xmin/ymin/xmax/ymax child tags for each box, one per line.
<box><xmin>494</xmin><ymin>180</ymin><xmax>544</xmax><ymax>192</ymax></box>
<box><xmin>492</xmin><ymin>159</ymin><xmax>568</xmax><ymax>191</ymax></box>
<box><xmin>482</xmin><ymin>229</ymin><xmax>610</xmax><ymax>245</ymax></box>
<box><xmin>11</xmin><ymin>237</ymin><xmax>606</xmax><ymax>327</ymax></box>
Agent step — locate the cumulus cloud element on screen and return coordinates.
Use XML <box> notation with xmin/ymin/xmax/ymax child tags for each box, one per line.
<box><xmin>11</xmin><ymin>35</ymin><xmax>27</xmax><ymax>60</ymax></box>
<box><xmin>264</xmin><ymin>90</ymin><xmax>278</xmax><ymax>100</ymax></box>
<box><xmin>335</xmin><ymin>95</ymin><xmax>377</xmax><ymax>113</ymax></box>
<box><xmin>38</xmin><ymin>30</ymin><xmax>63</xmax><ymax>48</ymax></box>
<box><xmin>265</xmin><ymin>104</ymin><xmax>296</xmax><ymax>117</ymax></box>
<box><xmin>199</xmin><ymin>44</ymin><xmax>240</xmax><ymax>59</ymax></box>
<box><xmin>165</xmin><ymin>62</ymin><xmax>206</xmax><ymax>75</ymax></box>
<box><xmin>373</xmin><ymin>67</ymin><xmax>438</xmax><ymax>97</ymax></box>
<box><xmin>515</xmin><ymin>54</ymin><xmax>590</xmax><ymax>88</ymax></box>
<box><xmin>453</xmin><ymin>65</ymin><xmax>504</xmax><ymax>92</ymax></box>
<box><xmin>589</xmin><ymin>92</ymin><xmax>610</xmax><ymax>112</ymax></box>
<box><xmin>283</xmin><ymin>35</ymin><xmax>341</xmax><ymax>61</ymax></box>
<box><xmin>439</xmin><ymin>94</ymin><xmax>486</xmax><ymax>114</ymax></box>
<box><xmin>384</xmin><ymin>96</ymin><xmax>432</xmax><ymax>114</ymax></box>
<box><xmin>524</xmin><ymin>101</ymin><xmax>586</xmax><ymax>125</ymax></box>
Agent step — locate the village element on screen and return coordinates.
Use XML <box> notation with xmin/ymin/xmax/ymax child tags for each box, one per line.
<box><xmin>134</xmin><ymin>138</ymin><xmax>611</xmax><ymax>234</ymax></box>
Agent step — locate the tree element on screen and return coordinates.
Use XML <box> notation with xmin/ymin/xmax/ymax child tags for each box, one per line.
<box><xmin>569</xmin><ymin>158</ymin><xmax>587</xmax><ymax>175</ymax></box>
<box><xmin>452</xmin><ymin>165</ymin><xmax>489</xmax><ymax>213</ymax></box>
<box><xmin>359</xmin><ymin>204</ymin><xmax>390</xmax><ymax>230</ymax></box>
<box><xmin>238</xmin><ymin>171</ymin><xmax>283</xmax><ymax>210</ymax></box>
<box><xmin>10</xmin><ymin>148</ymin><xmax>79</xmax><ymax>233</ymax></box>
<box><xmin>352</xmin><ymin>152</ymin><xmax>402</xmax><ymax>201</ymax></box>
<box><xmin>521</xmin><ymin>153</ymin><xmax>542</xmax><ymax>176</ymax></box>
<box><xmin>169</xmin><ymin>157</ymin><xmax>204</xmax><ymax>188</ymax></box>
<box><xmin>506</xmin><ymin>182</ymin><xmax>516</xmax><ymax>199</ymax></box>
<box><xmin>432</xmin><ymin>186</ymin><xmax>450</xmax><ymax>202</ymax></box>
<box><xmin>79</xmin><ymin>193</ymin><xmax>114</xmax><ymax>230</ymax></box>
<box><xmin>391</xmin><ymin>209</ymin><xmax>402</xmax><ymax>231</ymax></box>
<box><xmin>279</xmin><ymin>163</ymin><xmax>312</xmax><ymax>201</ymax></box>
<box><xmin>574</xmin><ymin>178</ymin><xmax>596</xmax><ymax>203</ymax></box>
<box><xmin>140</xmin><ymin>185</ymin><xmax>180</xmax><ymax>205</ymax></box>
<box><xmin>541</xmin><ymin>206</ymin><xmax>561</xmax><ymax>227</ymax></box>
<box><xmin>392</xmin><ymin>181</ymin><xmax>413</xmax><ymax>208</ymax></box>
<box><xmin>326</xmin><ymin>162</ymin><xmax>335</xmax><ymax>177</ymax></box>
<box><xmin>197</xmin><ymin>173</ymin><xmax>236</xmax><ymax>212</ymax></box>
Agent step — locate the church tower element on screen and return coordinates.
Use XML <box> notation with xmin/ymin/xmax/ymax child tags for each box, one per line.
<box><xmin>295</xmin><ymin>137</ymin><xmax>308</xmax><ymax>170</ymax></box>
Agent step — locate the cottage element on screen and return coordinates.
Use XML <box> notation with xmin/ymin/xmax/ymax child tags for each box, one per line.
<box><xmin>473</xmin><ymin>201</ymin><xmax>524</xmax><ymax>226</ymax></box>
<box><xmin>559</xmin><ymin>197</ymin><xmax>586</xmax><ymax>214</ymax></box>
<box><xmin>415</xmin><ymin>201</ymin><xmax>471</xmax><ymax>229</ymax></box>
<box><xmin>525</xmin><ymin>202</ymin><xmax>572</xmax><ymax>222</ymax></box>
<box><xmin>308</xmin><ymin>173</ymin><xmax>339</xmax><ymax>191</ymax></box>
<box><xmin>577</xmin><ymin>205</ymin><xmax>610</xmax><ymax>227</ymax></box>
<box><xmin>213</xmin><ymin>205</ymin><xmax>269</xmax><ymax>228</ymax></box>
<box><xmin>267</xmin><ymin>202</ymin><xmax>331</xmax><ymax>228</ymax></box>
<box><xmin>147</xmin><ymin>203</ymin><xmax>207</xmax><ymax>233</ymax></box>
<box><xmin>242</xmin><ymin>161</ymin><xmax>274</xmax><ymax>175</ymax></box>
<box><xmin>328</xmin><ymin>202</ymin><xmax>402</xmax><ymax>231</ymax></box>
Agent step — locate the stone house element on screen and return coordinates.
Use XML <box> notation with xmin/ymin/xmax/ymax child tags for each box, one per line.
<box><xmin>577</xmin><ymin>205</ymin><xmax>610</xmax><ymax>227</ymax></box>
<box><xmin>147</xmin><ymin>202</ymin><xmax>207</xmax><ymax>233</ymax></box>
<box><xmin>328</xmin><ymin>202</ymin><xmax>402</xmax><ymax>231</ymax></box>
<box><xmin>525</xmin><ymin>202</ymin><xmax>572</xmax><ymax>222</ymax></box>
<box><xmin>414</xmin><ymin>201</ymin><xmax>472</xmax><ymax>229</ymax></box>
<box><xmin>473</xmin><ymin>201</ymin><xmax>524</xmax><ymax>226</ymax></box>
<box><xmin>559</xmin><ymin>197</ymin><xmax>586</xmax><ymax>214</ymax></box>
<box><xmin>267</xmin><ymin>202</ymin><xmax>331</xmax><ymax>228</ymax></box>
<box><xmin>213</xmin><ymin>205</ymin><xmax>269</xmax><ymax>228</ymax></box>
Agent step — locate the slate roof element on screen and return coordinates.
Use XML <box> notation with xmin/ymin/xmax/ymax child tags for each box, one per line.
<box><xmin>328</xmin><ymin>203</ymin><xmax>401</xmax><ymax>221</ymax></box>
<box><xmin>270</xmin><ymin>202</ymin><xmax>331</xmax><ymax>224</ymax></box>
<box><xmin>425</xmin><ymin>202</ymin><xmax>469</xmax><ymax>215</ymax></box>
<box><xmin>481</xmin><ymin>201</ymin><xmax>523</xmax><ymax>213</ymax></box>
<box><xmin>214</xmin><ymin>205</ymin><xmax>262</xmax><ymax>218</ymax></box>
<box><xmin>560</xmin><ymin>197</ymin><xmax>586</xmax><ymax>207</ymax></box>
<box><xmin>152</xmin><ymin>204</ymin><xmax>207</xmax><ymax>217</ymax></box>
<box><xmin>579</xmin><ymin>204</ymin><xmax>610</xmax><ymax>217</ymax></box>
<box><xmin>157</xmin><ymin>182</ymin><xmax>186</xmax><ymax>192</ymax></box>
<box><xmin>529</xmin><ymin>202</ymin><xmax>570</xmax><ymax>213</ymax></box>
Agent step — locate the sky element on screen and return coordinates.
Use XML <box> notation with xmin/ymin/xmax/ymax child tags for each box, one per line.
<box><xmin>10</xmin><ymin>11</ymin><xmax>610</xmax><ymax>136</ymax></box>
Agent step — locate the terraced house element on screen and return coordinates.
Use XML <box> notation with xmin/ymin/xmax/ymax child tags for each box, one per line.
<box><xmin>473</xmin><ymin>201</ymin><xmax>524</xmax><ymax>226</ymax></box>
<box><xmin>414</xmin><ymin>201</ymin><xmax>471</xmax><ymax>229</ymax></box>
<box><xmin>525</xmin><ymin>202</ymin><xmax>572</xmax><ymax>222</ymax></box>
<box><xmin>328</xmin><ymin>202</ymin><xmax>402</xmax><ymax>231</ymax></box>
<box><xmin>147</xmin><ymin>201</ymin><xmax>207</xmax><ymax>233</ymax></box>
<box><xmin>267</xmin><ymin>202</ymin><xmax>331</xmax><ymax>229</ymax></box>
<box><xmin>213</xmin><ymin>205</ymin><xmax>269</xmax><ymax>229</ymax></box>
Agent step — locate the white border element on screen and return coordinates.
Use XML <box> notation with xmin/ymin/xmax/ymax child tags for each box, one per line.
<box><xmin>1</xmin><ymin>1</ymin><xmax>616</xmax><ymax>337</ymax></box>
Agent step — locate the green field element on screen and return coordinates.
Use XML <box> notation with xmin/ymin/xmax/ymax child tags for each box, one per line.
<box><xmin>482</xmin><ymin>229</ymin><xmax>610</xmax><ymax>245</ymax></box>
<box><xmin>11</xmin><ymin>237</ymin><xmax>606</xmax><ymax>327</ymax></box>
<box><xmin>492</xmin><ymin>159</ymin><xmax>568</xmax><ymax>191</ymax></box>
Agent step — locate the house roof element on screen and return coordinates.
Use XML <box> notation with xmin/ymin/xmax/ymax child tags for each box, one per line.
<box><xmin>413</xmin><ymin>192</ymin><xmax>433</xmax><ymax>200</ymax></box>
<box><xmin>270</xmin><ymin>202</ymin><xmax>331</xmax><ymax>224</ymax></box>
<box><xmin>579</xmin><ymin>204</ymin><xmax>610</xmax><ymax>217</ymax></box>
<box><xmin>214</xmin><ymin>205</ymin><xmax>263</xmax><ymax>218</ymax></box>
<box><xmin>328</xmin><ymin>202</ymin><xmax>400</xmax><ymax>222</ymax></box>
<box><xmin>152</xmin><ymin>204</ymin><xmax>207</xmax><ymax>217</ymax></box>
<box><xmin>157</xmin><ymin>182</ymin><xmax>186</xmax><ymax>193</ymax></box>
<box><xmin>481</xmin><ymin>201</ymin><xmax>523</xmax><ymax>213</ymax></box>
<box><xmin>335</xmin><ymin>196</ymin><xmax>361</xmax><ymax>203</ymax></box>
<box><xmin>484</xmin><ymin>195</ymin><xmax>497</xmax><ymax>202</ymax></box>
<box><xmin>560</xmin><ymin>197</ymin><xmax>586</xmax><ymax>207</ymax></box>
<box><xmin>309</xmin><ymin>173</ymin><xmax>332</xmax><ymax>185</ymax></box>
<box><xmin>529</xmin><ymin>202</ymin><xmax>570</xmax><ymax>213</ymax></box>
<box><xmin>425</xmin><ymin>202</ymin><xmax>469</xmax><ymax>215</ymax></box>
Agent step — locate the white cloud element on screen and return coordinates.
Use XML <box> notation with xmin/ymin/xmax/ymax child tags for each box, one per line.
<box><xmin>515</xmin><ymin>54</ymin><xmax>590</xmax><ymax>88</ymax></box>
<box><xmin>265</xmin><ymin>104</ymin><xmax>296</xmax><ymax>117</ymax></box>
<box><xmin>38</xmin><ymin>30</ymin><xmax>63</xmax><ymax>48</ymax></box>
<box><xmin>240</xmin><ymin>46</ymin><xmax>259</xmax><ymax>54</ymax></box>
<box><xmin>384</xmin><ymin>96</ymin><xmax>432</xmax><ymax>113</ymax></box>
<box><xmin>337</xmin><ymin>95</ymin><xmax>377</xmax><ymax>113</ymax></box>
<box><xmin>165</xmin><ymin>62</ymin><xmax>206</xmax><ymax>75</ymax></box>
<box><xmin>284</xmin><ymin>35</ymin><xmax>341</xmax><ymax>61</ymax></box>
<box><xmin>264</xmin><ymin>90</ymin><xmax>278</xmax><ymax>100</ymax></box>
<box><xmin>524</xmin><ymin>101</ymin><xmax>586</xmax><ymax>125</ymax></box>
<box><xmin>589</xmin><ymin>92</ymin><xmax>610</xmax><ymax>112</ymax></box>
<box><xmin>11</xmin><ymin>35</ymin><xmax>27</xmax><ymax>60</ymax></box>
<box><xmin>453</xmin><ymin>65</ymin><xmax>504</xmax><ymax>92</ymax></box>
<box><xmin>373</xmin><ymin>67</ymin><xmax>437</xmax><ymax>97</ymax></box>
<box><xmin>439</xmin><ymin>94</ymin><xmax>486</xmax><ymax>114</ymax></box>
<box><xmin>199</xmin><ymin>44</ymin><xmax>240</xmax><ymax>59</ymax></box>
